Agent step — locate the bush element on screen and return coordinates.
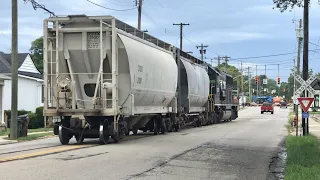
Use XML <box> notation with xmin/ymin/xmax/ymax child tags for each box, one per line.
<box><xmin>5</xmin><ymin>107</ymin><xmax>44</xmax><ymax>129</ymax></box>
<box><xmin>5</xmin><ymin>110</ymin><xmax>31</xmax><ymax>119</ymax></box>
<box><xmin>28</xmin><ymin>106</ymin><xmax>44</xmax><ymax>129</ymax></box>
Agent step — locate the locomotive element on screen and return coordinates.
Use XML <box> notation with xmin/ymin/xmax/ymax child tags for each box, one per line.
<box><xmin>43</xmin><ymin>15</ymin><xmax>238</xmax><ymax>145</ymax></box>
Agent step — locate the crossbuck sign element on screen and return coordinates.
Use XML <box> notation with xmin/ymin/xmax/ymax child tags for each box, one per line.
<box><xmin>294</xmin><ymin>74</ymin><xmax>316</xmax><ymax>96</ymax></box>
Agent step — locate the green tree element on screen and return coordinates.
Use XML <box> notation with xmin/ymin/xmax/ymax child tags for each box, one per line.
<box><xmin>273</xmin><ymin>0</ymin><xmax>312</xmax><ymax>12</ymax></box>
<box><xmin>216</xmin><ymin>62</ymin><xmax>242</xmax><ymax>91</ymax></box>
<box><xmin>29</xmin><ymin>37</ymin><xmax>43</xmax><ymax>73</ymax></box>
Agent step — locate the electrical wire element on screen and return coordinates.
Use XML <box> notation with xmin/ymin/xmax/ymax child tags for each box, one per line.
<box><xmin>87</xmin><ymin>0</ymin><xmax>137</xmax><ymax>11</ymax></box>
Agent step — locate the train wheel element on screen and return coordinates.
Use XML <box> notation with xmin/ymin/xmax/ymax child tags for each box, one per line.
<box><xmin>166</xmin><ymin>119</ymin><xmax>173</xmax><ymax>132</ymax></box>
<box><xmin>59</xmin><ymin>118</ymin><xmax>72</xmax><ymax>145</ymax></box>
<box><xmin>161</xmin><ymin>118</ymin><xmax>167</xmax><ymax>134</ymax></box>
<box><xmin>59</xmin><ymin>125</ymin><xmax>70</xmax><ymax>145</ymax></box>
<box><xmin>99</xmin><ymin>120</ymin><xmax>109</xmax><ymax>145</ymax></box>
<box><xmin>154</xmin><ymin>118</ymin><xmax>159</xmax><ymax>135</ymax></box>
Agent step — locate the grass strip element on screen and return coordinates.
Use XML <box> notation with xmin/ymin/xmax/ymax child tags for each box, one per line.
<box><xmin>4</xmin><ymin>132</ymin><xmax>54</xmax><ymax>142</ymax></box>
<box><xmin>0</xmin><ymin>128</ymin><xmax>53</xmax><ymax>136</ymax></box>
<box><xmin>284</xmin><ymin>135</ymin><xmax>320</xmax><ymax>180</ymax></box>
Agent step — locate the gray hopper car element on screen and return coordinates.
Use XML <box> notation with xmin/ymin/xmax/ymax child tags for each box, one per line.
<box><xmin>43</xmin><ymin>15</ymin><xmax>238</xmax><ymax>145</ymax></box>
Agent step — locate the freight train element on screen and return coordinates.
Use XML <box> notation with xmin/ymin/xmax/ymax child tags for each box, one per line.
<box><xmin>43</xmin><ymin>15</ymin><xmax>239</xmax><ymax>145</ymax></box>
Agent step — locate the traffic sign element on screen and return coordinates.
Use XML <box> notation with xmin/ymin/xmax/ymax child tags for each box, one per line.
<box><xmin>302</xmin><ymin>112</ymin><xmax>309</xmax><ymax>118</ymax></box>
<box><xmin>297</xmin><ymin>97</ymin><xmax>314</xmax><ymax>112</ymax></box>
<box><xmin>263</xmin><ymin>79</ymin><xmax>268</xmax><ymax>85</ymax></box>
<box><xmin>293</xmin><ymin>95</ymin><xmax>299</xmax><ymax>105</ymax></box>
<box><xmin>294</xmin><ymin>75</ymin><xmax>316</xmax><ymax>96</ymax></box>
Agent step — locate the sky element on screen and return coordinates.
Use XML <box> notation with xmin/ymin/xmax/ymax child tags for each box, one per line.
<box><xmin>1</xmin><ymin>0</ymin><xmax>320</xmax><ymax>83</ymax></box>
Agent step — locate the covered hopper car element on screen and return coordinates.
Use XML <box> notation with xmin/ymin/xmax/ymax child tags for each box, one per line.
<box><xmin>43</xmin><ymin>15</ymin><xmax>238</xmax><ymax>145</ymax></box>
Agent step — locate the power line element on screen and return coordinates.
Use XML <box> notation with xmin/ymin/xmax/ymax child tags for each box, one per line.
<box><xmin>227</xmin><ymin>48</ymin><xmax>320</xmax><ymax>61</ymax></box>
<box><xmin>87</xmin><ymin>0</ymin><xmax>137</xmax><ymax>11</ymax></box>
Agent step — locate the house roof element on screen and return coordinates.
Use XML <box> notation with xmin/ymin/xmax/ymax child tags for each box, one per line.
<box><xmin>18</xmin><ymin>71</ymin><xmax>43</xmax><ymax>79</ymax></box>
<box><xmin>311</xmin><ymin>78</ymin><xmax>320</xmax><ymax>90</ymax></box>
<box><xmin>0</xmin><ymin>51</ymin><xmax>43</xmax><ymax>80</ymax></box>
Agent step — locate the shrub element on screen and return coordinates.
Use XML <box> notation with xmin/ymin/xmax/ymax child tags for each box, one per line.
<box><xmin>28</xmin><ymin>106</ymin><xmax>44</xmax><ymax>129</ymax></box>
<box><xmin>5</xmin><ymin>107</ymin><xmax>45</xmax><ymax>129</ymax></box>
<box><xmin>4</xmin><ymin>110</ymin><xmax>31</xmax><ymax>119</ymax></box>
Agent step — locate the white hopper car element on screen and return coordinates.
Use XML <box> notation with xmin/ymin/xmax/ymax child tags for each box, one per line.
<box><xmin>43</xmin><ymin>15</ymin><xmax>238</xmax><ymax>145</ymax></box>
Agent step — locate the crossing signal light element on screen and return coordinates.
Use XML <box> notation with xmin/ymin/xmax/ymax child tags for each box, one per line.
<box><xmin>255</xmin><ymin>76</ymin><xmax>258</xmax><ymax>84</ymax></box>
<box><xmin>277</xmin><ymin>77</ymin><xmax>280</xmax><ymax>84</ymax></box>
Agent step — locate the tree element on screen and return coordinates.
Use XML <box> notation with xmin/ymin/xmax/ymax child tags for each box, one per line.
<box><xmin>29</xmin><ymin>37</ymin><xmax>43</xmax><ymax>73</ymax></box>
<box><xmin>273</xmin><ymin>0</ymin><xmax>314</xmax><ymax>12</ymax></box>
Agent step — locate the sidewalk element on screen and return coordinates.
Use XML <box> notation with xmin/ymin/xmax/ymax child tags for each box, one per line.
<box><xmin>291</xmin><ymin>111</ymin><xmax>320</xmax><ymax>137</ymax></box>
<box><xmin>310</xmin><ymin>114</ymin><xmax>320</xmax><ymax>138</ymax></box>
<box><xmin>0</xmin><ymin>131</ymin><xmax>53</xmax><ymax>145</ymax></box>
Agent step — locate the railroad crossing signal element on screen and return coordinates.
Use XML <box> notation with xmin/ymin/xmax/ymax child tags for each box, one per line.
<box><xmin>255</xmin><ymin>76</ymin><xmax>258</xmax><ymax>84</ymax></box>
<box><xmin>277</xmin><ymin>77</ymin><xmax>280</xmax><ymax>84</ymax></box>
<box><xmin>297</xmin><ymin>97</ymin><xmax>314</xmax><ymax>112</ymax></box>
<box><xmin>294</xmin><ymin>75</ymin><xmax>316</xmax><ymax>96</ymax></box>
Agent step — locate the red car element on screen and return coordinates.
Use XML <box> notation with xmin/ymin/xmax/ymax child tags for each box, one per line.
<box><xmin>261</xmin><ymin>102</ymin><xmax>274</xmax><ymax>114</ymax></box>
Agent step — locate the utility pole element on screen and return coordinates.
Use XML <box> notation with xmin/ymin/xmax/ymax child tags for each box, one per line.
<box><xmin>302</xmin><ymin>0</ymin><xmax>309</xmax><ymax>135</ymax></box>
<box><xmin>264</xmin><ymin>65</ymin><xmax>267</xmax><ymax>95</ymax></box>
<box><xmin>223</xmin><ymin>56</ymin><xmax>230</xmax><ymax>73</ymax></box>
<box><xmin>196</xmin><ymin>44</ymin><xmax>208</xmax><ymax>61</ymax></box>
<box><xmin>297</xmin><ymin>19</ymin><xmax>302</xmax><ymax>77</ymax></box>
<box><xmin>241</xmin><ymin>61</ymin><xmax>244</xmax><ymax>106</ymax></box>
<box><xmin>136</xmin><ymin>0</ymin><xmax>143</xmax><ymax>30</ymax></box>
<box><xmin>248</xmin><ymin>67</ymin><xmax>251</xmax><ymax>102</ymax></box>
<box><xmin>10</xmin><ymin>0</ymin><xmax>18</xmax><ymax>139</ymax></box>
<box><xmin>293</xmin><ymin>58</ymin><xmax>298</xmax><ymax>136</ymax></box>
<box><xmin>173</xmin><ymin>23</ymin><xmax>190</xmax><ymax>50</ymax></box>
<box><xmin>256</xmin><ymin>65</ymin><xmax>258</xmax><ymax>96</ymax></box>
<box><xmin>217</xmin><ymin>56</ymin><xmax>221</xmax><ymax>66</ymax></box>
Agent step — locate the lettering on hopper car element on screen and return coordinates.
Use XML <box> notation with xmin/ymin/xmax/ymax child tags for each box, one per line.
<box><xmin>138</xmin><ymin>65</ymin><xmax>143</xmax><ymax>72</ymax></box>
<box><xmin>136</xmin><ymin>77</ymin><xmax>142</xmax><ymax>84</ymax></box>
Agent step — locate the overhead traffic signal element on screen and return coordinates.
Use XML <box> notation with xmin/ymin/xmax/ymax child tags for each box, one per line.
<box><xmin>277</xmin><ymin>77</ymin><xmax>280</xmax><ymax>84</ymax></box>
<box><xmin>255</xmin><ymin>76</ymin><xmax>258</xmax><ymax>84</ymax></box>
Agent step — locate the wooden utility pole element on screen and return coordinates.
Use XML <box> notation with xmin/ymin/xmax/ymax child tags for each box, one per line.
<box><xmin>137</xmin><ymin>0</ymin><xmax>143</xmax><ymax>30</ymax></box>
<box><xmin>10</xmin><ymin>0</ymin><xmax>18</xmax><ymax>139</ymax></box>
<box><xmin>248</xmin><ymin>67</ymin><xmax>251</xmax><ymax>102</ymax></box>
<box><xmin>173</xmin><ymin>23</ymin><xmax>190</xmax><ymax>50</ymax></box>
<box><xmin>295</xmin><ymin>19</ymin><xmax>303</xmax><ymax>136</ymax></box>
<box><xmin>302</xmin><ymin>0</ymin><xmax>309</xmax><ymax>136</ymax></box>
<box><xmin>196</xmin><ymin>44</ymin><xmax>208</xmax><ymax>61</ymax></box>
<box><xmin>223</xmin><ymin>56</ymin><xmax>230</xmax><ymax>72</ymax></box>
<box><xmin>256</xmin><ymin>65</ymin><xmax>258</xmax><ymax>96</ymax></box>
<box><xmin>241</xmin><ymin>61</ymin><xmax>244</xmax><ymax>105</ymax></box>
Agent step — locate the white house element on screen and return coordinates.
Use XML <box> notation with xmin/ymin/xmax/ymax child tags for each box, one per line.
<box><xmin>0</xmin><ymin>52</ymin><xmax>43</xmax><ymax>125</ymax></box>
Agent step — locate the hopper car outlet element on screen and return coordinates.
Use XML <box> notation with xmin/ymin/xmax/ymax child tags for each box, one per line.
<box><xmin>43</xmin><ymin>15</ymin><xmax>239</xmax><ymax>145</ymax></box>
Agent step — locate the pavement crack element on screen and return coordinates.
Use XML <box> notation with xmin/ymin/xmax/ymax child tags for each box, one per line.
<box><xmin>126</xmin><ymin>141</ymin><xmax>213</xmax><ymax>180</ymax></box>
<box><xmin>57</xmin><ymin>152</ymin><xmax>108</xmax><ymax>161</ymax></box>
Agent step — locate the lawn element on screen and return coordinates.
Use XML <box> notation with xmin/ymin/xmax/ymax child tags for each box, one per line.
<box><xmin>284</xmin><ymin>135</ymin><xmax>320</xmax><ymax>180</ymax></box>
<box><xmin>0</xmin><ymin>127</ymin><xmax>53</xmax><ymax>136</ymax></box>
<box><xmin>4</xmin><ymin>132</ymin><xmax>54</xmax><ymax>141</ymax></box>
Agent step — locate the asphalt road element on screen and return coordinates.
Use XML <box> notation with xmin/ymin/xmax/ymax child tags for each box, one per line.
<box><xmin>0</xmin><ymin>106</ymin><xmax>288</xmax><ymax>180</ymax></box>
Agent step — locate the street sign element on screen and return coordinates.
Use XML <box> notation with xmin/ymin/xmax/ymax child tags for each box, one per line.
<box><xmin>294</xmin><ymin>75</ymin><xmax>316</xmax><ymax>96</ymax></box>
<box><xmin>302</xmin><ymin>112</ymin><xmax>309</xmax><ymax>118</ymax></box>
<box><xmin>293</xmin><ymin>95</ymin><xmax>299</xmax><ymax>105</ymax></box>
<box><xmin>297</xmin><ymin>97</ymin><xmax>314</xmax><ymax>112</ymax></box>
<box><xmin>263</xmin><ymin>79</ymin><xmax>268</xmax><ymax>84</ymax></box>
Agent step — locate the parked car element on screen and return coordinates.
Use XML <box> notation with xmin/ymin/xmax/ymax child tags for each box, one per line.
<box><xmin>280</xmin><ymin>102</ymin><xmax>287</xmax><ymax>108</ymax></box>
<box><xmin>261</xmin><ymin>102</ymin><xmax>274</xmax><ymax>114</ymax></box>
